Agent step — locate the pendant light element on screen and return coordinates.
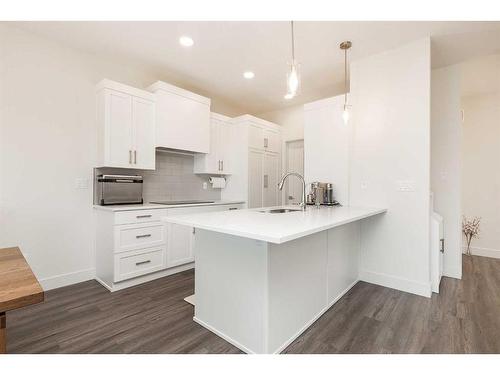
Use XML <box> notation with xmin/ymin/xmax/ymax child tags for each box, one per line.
<box><xmin>286</xmin><ymin>21</ymin><xmax>300</xmax><ymax>98</ymax></box>
<box><xmin>340</xmin><ymin>41</ymin><xmax>352</xmax><ymax>124</ymax></box>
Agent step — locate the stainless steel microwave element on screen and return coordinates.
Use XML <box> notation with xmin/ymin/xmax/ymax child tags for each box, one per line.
<box><xmin>95</xmin><ymin>174</ymin><xmax>143</xmax><ymax>205</ymax></box>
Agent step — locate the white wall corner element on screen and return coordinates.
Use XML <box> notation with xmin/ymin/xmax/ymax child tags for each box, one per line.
<box><xmin>39</xmin><ymin>268</ymin><xmax>96</xmax><ymax>291</ymax></box>
<box><xmin>359</xmin><ymin>269</ymin><xmax>432</xmax><ymax>298</ymax></box>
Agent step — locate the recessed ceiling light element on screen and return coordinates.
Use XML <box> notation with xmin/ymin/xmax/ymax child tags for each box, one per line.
<box><xmin>243</xmin><ymin>71</ymin><xmax>255</xmax><ymax>79</ymax></box>
<box><xmin>179</xmin><ymin>36</ymin><xmax>194</xmax><ymax>47</ymax></box>
<box><xmin>284</xmin><ymin>93</ymin><xmax>294</xmax><ymax>100</ymax></box>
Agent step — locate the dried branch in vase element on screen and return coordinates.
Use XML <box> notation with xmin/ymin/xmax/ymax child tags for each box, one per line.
<box><xmin>462</xmin><ymin>216</ymin><xmax>481</xmax><ymax>256</ymax></box>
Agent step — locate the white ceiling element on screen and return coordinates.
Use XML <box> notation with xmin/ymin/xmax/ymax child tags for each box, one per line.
<box><xmin>11</xmin><ymin>21</ymin><xmax>500</xmax><ymax>114</ymax></box>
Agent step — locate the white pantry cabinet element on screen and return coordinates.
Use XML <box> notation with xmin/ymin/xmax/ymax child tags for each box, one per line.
<box><xmin>248</xmin><ymin>150</ymin><xmax>280</xmax><ymax>208</ymax></box>
<box><xmin>95</xmin><ymin>202</ymin><xmax>244</xmax><ymax>292</ymax></box>
<box><xmin>96</xmin><ymin>79</ymin><xmax>156</xmax><ymax>170</ymax></box>
<box><xmin>194</xmin><ymin>112</ymin><xmax>234</xmax><ymax>174</ymax></box>
<box><xmin>222</xmin><ymin>115</ymin><xmax>282</xmax><ymax>209</ymax></box>
<box><xmin>148</xmin><ymin>81</ymin><xmax>211</xmax><ymax>153</ymax></box>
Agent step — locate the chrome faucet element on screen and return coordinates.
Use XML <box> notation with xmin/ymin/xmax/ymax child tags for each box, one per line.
<box><xmin>277</xmin><ymin>172</ymin><xmax>307</xmax><ymax>211</ymax></box>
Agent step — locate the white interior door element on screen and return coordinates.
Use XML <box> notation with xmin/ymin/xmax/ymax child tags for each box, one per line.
<box><xmin>285</xmin><ymin>140</ymin><xmax>304</xmax><ymax>205</ymax></box>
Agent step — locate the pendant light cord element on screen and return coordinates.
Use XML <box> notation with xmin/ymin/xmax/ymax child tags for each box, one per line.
<box><xmin>291</xmin><ymin>21</ymin><xmax>295</xmax><ymax>61</ymax></box>
<box><xmin>344</xmin><ymin>47</ymin><xmax>347</xmax><ymax>106</ymax></box>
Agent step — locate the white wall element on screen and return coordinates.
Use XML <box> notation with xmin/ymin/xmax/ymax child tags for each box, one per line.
<box><xmin>431</xmin><ymin>65</ymin><xmax>462</xmax><ymax>278</ymax></box>
<box><xmin>259</xmin><ymin>104</ymin><xmax>304</xmax><ymax>142</ymax></box>
<box><xmin>303</xmin><ymin>95</ymin><xmax>350</xmax><ymax>205</ymax></box>
<box><xmin>349</xmin><ymin>38</ymin><xmax>432</xmax><ymax>297</ymax></box>
<box><xmin>0</xmin><ymin>24</ymin><xmax>243</xmax><ymax>290</ymax></box>
<box><xmin>461</xmin><ymin>93</ymin><xmax>500</xmax><ymax>258</ymax></box>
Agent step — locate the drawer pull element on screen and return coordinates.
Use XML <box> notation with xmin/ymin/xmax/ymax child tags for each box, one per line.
<box><xmin>229</xmin><ymin>207</ymin><xmax>238</xmax><ymax>210</ymax></box>
<box><xmin>136</xmin><ymin>234</ymin><xmax>152</xmax><ymax>239</ymax></box>
<box><xmin>135</xmin><ymin>260</ymin><xmax>151</xmax><ymax>266</ymax></box>
<box><xmin>136</xmin><ymin>214</ymin><xmax>152</xmax><ymax>219</ymax></box>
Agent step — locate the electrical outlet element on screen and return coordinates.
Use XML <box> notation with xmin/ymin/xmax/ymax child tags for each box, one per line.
<box><xmin>396</xmin><ymin>180</ymin><xmax>415</xmax><ymax>192</ymax></box>
<box><xmin>202</xmin><ymin>182</ymin><xmax>208</xmax><ymax>190</ymax></box>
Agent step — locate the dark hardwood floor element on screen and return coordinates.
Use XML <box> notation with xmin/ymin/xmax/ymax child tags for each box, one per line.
<box><xmin>7</xmin><ymin>255</ymin><xmax>500</xmax><ymax>354</ymax></box>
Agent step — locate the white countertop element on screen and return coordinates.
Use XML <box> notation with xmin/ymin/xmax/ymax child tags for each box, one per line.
<box><xmin>93</xmin><ymin>200</ymin><xmax>246</xmax><ymax>212</ymax></box>
<box><xmin>162</xmin><ymin>205</ymin><xmax>387</xmax><ymax>244</ymax></box>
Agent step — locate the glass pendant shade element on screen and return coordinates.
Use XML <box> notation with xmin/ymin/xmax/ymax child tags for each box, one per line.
<box><xmin>287</xmin><ymin>60</ymin><xmax>300</xmax><ymax>97</ymax></box>
<box><xmin>342</xmin><ymin>106</ymin><xmax>350</xmax><ymax>124</ymax></box>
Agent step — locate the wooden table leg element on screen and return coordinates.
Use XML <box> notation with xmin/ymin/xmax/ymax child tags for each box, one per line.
<box><xmin>0</xmin><ymin>312</ymin><xmax>6</xmax><ymax>354</ymax></box>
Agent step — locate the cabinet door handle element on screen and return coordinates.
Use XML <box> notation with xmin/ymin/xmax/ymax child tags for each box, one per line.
<box><xmin>218</xmin><ymin>160</ymin><xmax>221</xmax><ymax>171</ymax></box>
<box><xmin>264</xmin><ymin>138</ymin><xmax>268</xmax><ymax>148</ymax></box>
<box><xmin>135</xmin><ymin>260</ymin><xmax>151</xmax><ymax>266</ymax></box>
<box><xmin>129</xmin><ymin>150</ymin><xmax>132</xmax><ymax>164</ymax></box>
<box><xmin>136</xmin><ymin>234</ymin><xmax>151</xmax><ymax>239</ymax></box>
<box><xmin>440</xmin><ymin>238</ymin><xmax>445</xmax><ymax>253</ymax></box>
<box><xmin>136</xmin><ymin>214</ymin><xmax>152</xmax><ymax>219</ymax></box>
<box><xmin>221</xmin><ymin>160</ymin><xmax>224</xmax><ymax>171</ymax></box>
<box><xmin>264</xmin><ymin>174</ymin><xmax>268</xmax><ymax>188</ymax></box>
<box><xmin>134</xmin><ymin>150</ymin><xmax>137</xmax><ymax>164</ymax></box>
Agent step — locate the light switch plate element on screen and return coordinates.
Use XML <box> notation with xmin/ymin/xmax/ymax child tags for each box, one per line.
<box><xmin>360</xmin><ymin>181</ymin><xmax>368</xmax><ymax>190</ymax></box>
<box><xmin>396</xmin><ymin>180</ymin><xmax>415</xmax><ymax>192</ymax></box>
<box><xmin>202</xmin><ymin>182</ymin><xmax>208</xmax><ymax>190</ymax></box>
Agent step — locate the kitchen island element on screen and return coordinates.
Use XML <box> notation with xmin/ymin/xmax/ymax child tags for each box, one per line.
<box><xmin>163</xmin><ymin>205</ymin><xmax>386</xmax><ymax>354</ymax></box>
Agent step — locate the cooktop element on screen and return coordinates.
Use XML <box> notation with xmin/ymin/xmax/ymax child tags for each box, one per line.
<box><xmin>149</xmin><ymin>200</ymin><xmax>215</xmax><ymax>205</ymax></box>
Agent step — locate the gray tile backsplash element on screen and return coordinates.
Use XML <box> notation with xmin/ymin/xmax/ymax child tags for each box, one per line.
<box><xmin>96</xmin><ymin>151</ymin><xmax>221</xmax><ymax>203</ymax></box>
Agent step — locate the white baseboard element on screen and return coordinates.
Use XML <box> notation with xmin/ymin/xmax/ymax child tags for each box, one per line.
<box><xmin>462</xmin><ymin>246</ymin><xmax>500</xmax><ymax>259</ymax></box>
<box><xmin>96</xmin><ymin>262</ymin><xmax>194</xmax><ymax>292</ymax></box>
<box><xmin>360</xmin><ymin>269</ymin><xmax>431</xmax><ymax>298</ymax></box>
<box><xmin>443</xmin><ymin>265</ymin><xmax>462</xmax><ymax>280</ymax></box>
<box><xmin>39</xmin><ymin>268</ymin><xmax>95</xmax><ymax>290</ymax></box>
<box><xmin>193</xmin><ymin>316</ymin><xmax>256</xmax><ymax>354</ymax></box>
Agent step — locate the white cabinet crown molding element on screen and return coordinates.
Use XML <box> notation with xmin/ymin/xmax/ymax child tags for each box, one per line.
<box><xmin>231</xmin><ymin>114</ymin><xmax>282</xmax><ymax>131</ymax></box>
<box><xmin>147</xmin><ymin>81</ymin><xmax>211</xmax><ymax>106</ymax></box>
<box><xmin>96</xmin><ymin>79</ymin><xmax>156</xmax><ymax>101</ymax></box>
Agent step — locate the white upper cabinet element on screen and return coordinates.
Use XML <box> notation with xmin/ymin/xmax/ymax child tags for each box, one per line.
<box><xmin>148</xmin><ymin>81</ymin><xmax>211</xmax><ymax>154</ymax></box>
<box><xmin>263</xmin><ymin>128</ymin><xmax>280</xmax><ymax>154</ymax></box>
<box><xmin>248</xmin><ymin>121</ymin><xmax>281</xmax><ymax>154</ymax></box>
<box><xmin>194</xmin><ymin>112</ymin><xmax>233</xmax><ymax>174</ymax></box>
<box><xmin>132</xmin><ymin>97</ymin><xmax>156</xmax><ymax>169</ymax></box>
<box><xmin>221</xmin><ymin>115</ymin><xmax>282</xmax><ymax>208</ymax></box>
<box><xmin>96</xmin><ymin>79</ymin><xmax>156</xmax><ymax>170</ymax></box>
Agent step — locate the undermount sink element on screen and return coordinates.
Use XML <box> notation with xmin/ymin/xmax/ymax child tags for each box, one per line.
<box><xmin>259</xmin><ymin>208</ymin><xmax>303</xmax><ymax>214</ymax></box>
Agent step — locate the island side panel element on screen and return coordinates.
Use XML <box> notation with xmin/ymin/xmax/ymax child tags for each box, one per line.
<box><xmin>193</xmin><ymin>229</ymin><xmax>269</xmax><ymax>354</ymax></box>
<box><xmin>267</xmin><ymin>231</ymin><xmax>329</xmax><ymax>353</ymax></box>
<box><xmin>326</xmin><ymin>222</ymin><xmax>361</xmax><ymax>305</ymax></box>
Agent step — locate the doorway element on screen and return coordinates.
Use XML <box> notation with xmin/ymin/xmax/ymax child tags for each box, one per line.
<box><xmin>284</xmin><ymin>139</ymin><xmax>304</xmax><ymax>205</ymax></box>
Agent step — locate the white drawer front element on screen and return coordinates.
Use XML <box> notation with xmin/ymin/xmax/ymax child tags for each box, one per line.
<box><xmin>114</xmin><ymin>223</ymin><xmax>166</xmax><ymax>253</ymax></box>
<box><xmin>114</xmin><ymin>209</ymin><xmax>167</xmax><ymax>225</ymax></box>
<box><xmin>114</xmin><ymin>247</ymin><xmax>166</xmax><ymax>282</ymax></box>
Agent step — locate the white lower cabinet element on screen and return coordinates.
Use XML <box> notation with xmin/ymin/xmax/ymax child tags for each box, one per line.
<box><xmin>114</xmin><ymin>246</ymin><xmax>166</xmax><ymax>282</ymax></box>
<box><xmin>167</xmin><ymin>223</ymin><xmax>194</xmax><ymax>267</ymax></box>
<box><xmin>95</xmin><ymin>203</ymin><xmax>243</xmax><ymax>291</ymax></box>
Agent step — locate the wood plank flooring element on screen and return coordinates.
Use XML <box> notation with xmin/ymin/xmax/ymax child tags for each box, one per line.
<box><xmin>7</xmin><ymin>255</ymin><xmax>500</xmax><ymax>353</ymax></box>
